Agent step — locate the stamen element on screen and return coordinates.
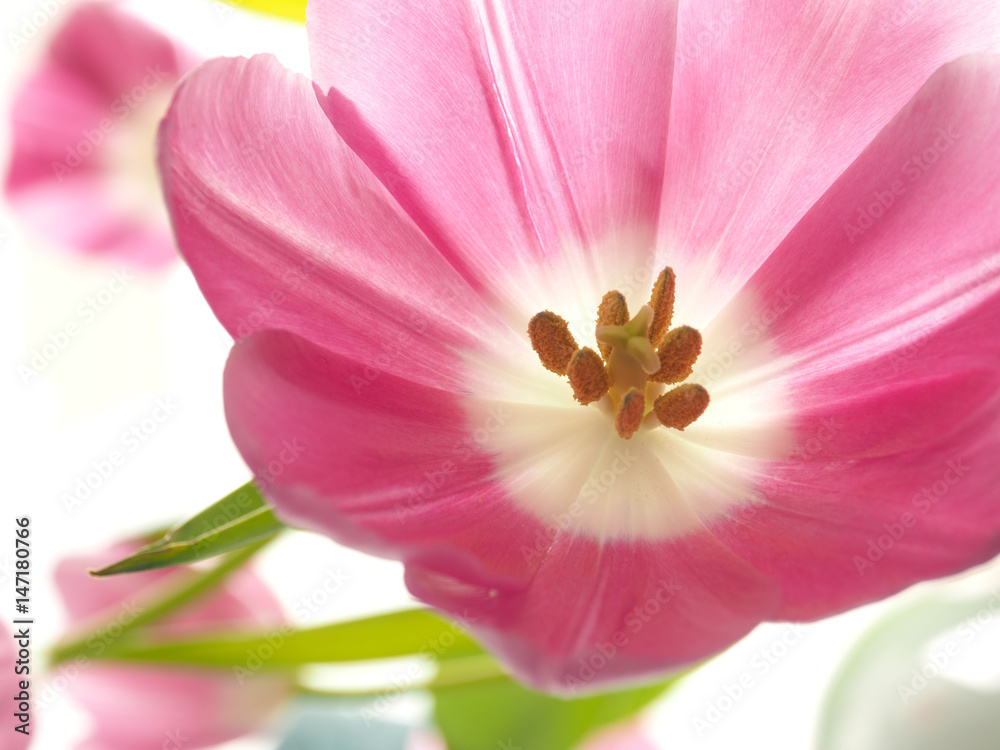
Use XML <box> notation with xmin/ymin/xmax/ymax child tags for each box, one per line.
<box><xmin>615</xmin><ymin>387</ymin><xmax>645</xmax><ymax>439</ymax></box>
<box><xmin>528</xmin><ymin>268</ymin><xmax>710</xmax><ymax>432</ymax></box>
<box><xmin>648</xmin><ymin>267</ymin><xmax>675</xmax><ymax>348</ymax></box>
<box><xmin>650</xmin><ymin>326</ymin><xmax>703</xmax><ymax>384</ymax></box>
<box><xmin>596</xmin><ymin>291</ymin><xmax>629</xmax><ymax>361</ymax></box>
<box><xmin>654</xmin><ymin>384</ymin><xmax>710</xmax><ymax>431</ymax></box>
<box><xmin>566</xmin><ymin>347</ymin><xmax>610</xmax><ymax>405</ymax></box>
<box><xmin>528</xmin><ymin>311</ymin><xmax>578</xmax><ymax>374</ymax></box>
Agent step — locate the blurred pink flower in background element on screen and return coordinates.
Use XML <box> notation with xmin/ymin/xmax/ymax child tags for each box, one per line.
<box><xmin>5</xmin><ymin>1</ymin><xmax>198</xmax><ymax>268</ymax></box>
<box><xmin>159</xmin><ymin>0</ymin><xmax>1000</xmax><ymax>693</ymax></box>
<box><xmin>3</xmin><ymin>625</ymin><xmax>32</xmax><ymax>749</ymax></box>
<box><xmin>54</xmin><ymin>543</ymin><xmax>292</xmax><ymax>750</ymax></box>
<box><xmin>579</xmin><ymin>723</ymin><xmax>658</xmax><ymax>750</ymax></box>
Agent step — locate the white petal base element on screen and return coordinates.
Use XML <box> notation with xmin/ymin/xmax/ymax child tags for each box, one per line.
<box><xmin>460</xmin><ymin>232</ymin><xmax>793</xmax><ymax>542</ymax></box>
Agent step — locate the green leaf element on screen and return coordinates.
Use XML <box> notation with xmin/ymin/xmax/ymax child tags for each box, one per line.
<box><xmin>433</xmin><ymin>671</ymin><xmax>686</xmax><ymax>750</ymax></box>
<box><xmin>100</xmin><ymin>609</ymin><xmax>482</xmax><ymax>668</ymax></box>
<box><xmin>91</xmin><ymin>482</ymin><xmax>286</xmax><ymax>576</ymax></box>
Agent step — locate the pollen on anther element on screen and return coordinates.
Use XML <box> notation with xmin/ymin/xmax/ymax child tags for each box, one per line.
<box><xmin>528</xmin><ymin>311</ymin><xmax>578</xmax><ymax>374</ymax></box>
<box><xmin>648</xmin><ymin>267</ymin><xmax>676</xmax><ymax>347</ymax></box>
<box><xmin>650</xmin><ymin>326</ymin><xmax>703</xmax><ymax>384</ymax></box>
<box><xmin>615</xmin><ymin>387</ymin><xmax>645</xmax><ymax>439</ymax></box>
<box><xmin>566</xmin><ymin>347</ymin><xmax>609</xmax><ymax>405</ymax></box>
<box><xmin>654</xmin><ymin>384</ymin><xmax>710</xmax><ymax>431</ymax></box>
<box><xmin>596</xmin><ymin>291</ymin><xmax>629</xmax><ymax>360</ymax></box>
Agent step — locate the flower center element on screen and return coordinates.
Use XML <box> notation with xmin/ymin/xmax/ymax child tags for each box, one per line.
<box><xmin>527</xmin><ymin>267</ymin><xmax>709</xmax><ymax>439</ymax></box>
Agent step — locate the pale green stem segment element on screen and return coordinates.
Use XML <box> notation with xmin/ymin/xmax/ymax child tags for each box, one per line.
<box><xmin>49</xmin><ymin>537</ymin><xmax>272</xmax><ymax>666</ymax></box>
<box><xmin>294</xmin><ymin>654</ymin><xmax>508</xmax><ymax>699</ymax></box>
<box><xmin>596</xmin><ymin>304</ymin><xmax>661</xmax><ymax>401</ymax></box>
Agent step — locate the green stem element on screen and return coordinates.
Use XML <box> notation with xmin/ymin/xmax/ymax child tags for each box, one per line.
<box><xmin>293</xmin><ymin>654</ymin><xmax>508</xmax><ymax>699</ymax></box>
<box><xmin>50</xmin><ymin>537</ymin><xmax>272</xmax><ymax>666</ymax></box>
<box><xmin>432</xmin><ymin>653</ymin><xmax>508</xmax><ymax>689</ymax></box>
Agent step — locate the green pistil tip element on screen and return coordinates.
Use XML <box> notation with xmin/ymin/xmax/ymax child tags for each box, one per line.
<box><xmin>596</xmin><ymin>305</ymin><xmax>660</xmax><ymax>375</ymax></box>
<box><xmin>628</xmin><ymin>337</ymin><xmax>660</xmax><ymax>374</ymax></box>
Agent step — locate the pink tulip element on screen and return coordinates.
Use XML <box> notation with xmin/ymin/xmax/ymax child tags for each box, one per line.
<box><xmin>54</xmin><ymin>544</ymin><xmax>292</xmax><ymax>749</ymax></box>
<box><xmin>3</xmin><ymin>625</ymin><xmax>32</xmax><ymax>749</ymax></box>
<box><xmin>158</xmin><ymin>0</ymin><xmax>1000</xmax><ymax>692</ymax></box>
<box><xmin>5</xmin><ymin>1</ymin><xmax>198</xmax><ymax>268</ymax></box>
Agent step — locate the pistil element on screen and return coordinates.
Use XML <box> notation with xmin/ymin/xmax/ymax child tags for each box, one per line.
<box><xmin>596</xmin><ymin>304</ymin><xmax>660</xmax><ymax>400</ymax></box>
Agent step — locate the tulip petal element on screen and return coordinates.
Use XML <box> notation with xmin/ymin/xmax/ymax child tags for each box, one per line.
<box><xmin>579</xmin><ymin>722</ymin><xmax>658</xmax><ymax>750</ymax></box>
<box><xmin>693</xmin><ymin>54</ymin><xmax>1000</xmax><ymax>619</ymax></box>
<box><xmin>72</xmin><ymin>665</ymin><xmax>287</xmax><ymax>750</ymax></box>
<box><xmin>55</xmin><ymin>544</ymin><xmax>290</xmax><ymax>750</ymax></box>
<box><xmin>658</xmin><ymin>0</ymin><xmax>1000</xmax><ymax>314</ymax></box>
<box><xmin>40</xmin><ymin>2</ymin><xmax>188</xmax><ymax>100</ymax></box>
<box><xmin>159</xmin><ymin>54</ymin><xmax>500</xmax><ymax>391</ymax></box>
<box><xmin>6</xmin><ymin>1</ymin><xmax>193</xmax><ymax>268</ymax></box>
<box><xmin>712</xmin><ymin>406</ymin><xmax>1000</xmax><ymax>622</ymax></box>
<box><xmin>308</xmin><ymin>0</ymin><xmax>678</xmax><ymax>301</ymax></box>
<box><xmin>705</xmin><ymin>386</ymin><xmax>1000</xmax><ymax>623</ymax></box>
<box><xmin>55</xmin><ymin>544</ymin><xmax>283</xmax><ymax>634</ymax></box>
<box><xmin>223</xmin><ymin>329</ymin><xmax>538</xmax><ymax>581</ymax></box>
<box><xmin>223</xmin><ymin>329</ymin><xmax>781</xmax><ymax>690</ymax></box>
<box><xmin>693</xmin><ymin>55</ymin><xmax>1000</xmax><ymax>620</ymax></box>
<box><xmin>742</xmin><ymin>55</ymin><xmax>1000</xmax><ymax>380</ymax></box>
<box><xmin>410</xmin><ymin>529</ymin><xmax>780</xmax><ymax>693</ymax></box>
<box><xmin>708</xmin><ymin>365</ymin><xmax>1000</xmax><ymax>621</ymax></box>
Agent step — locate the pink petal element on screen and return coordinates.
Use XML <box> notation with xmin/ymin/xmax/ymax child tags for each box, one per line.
<box><xmin>55</xmin><ymin>543</ymin><xmax>283</xmax><ymax>633</ymax></box>
<box><xmin>11</xmin><ymin>175</ymin><xmax>176</xmax><ymax>268</ymax></box>
<box><xmin>54</xmin><ymin>543</ymin><xmax>291</xmax><ymax>749</ymax></box>
<box><xmin>223</xmin><ymin>330</ymin><xmax>538</xmax><ymax>581</ymax></box>
<box><xmin>56</xmin><ymin>542</ymin><xmax>176</xmax><ymax>620</ymax></box>
<box><xmin>223</xmin><ymin>330</ymin><xmax>780</xmax><ymax>691</ymax></box>
<box><xmin>659</xmin><ymin>0</ymin><xmax>1000</xmax><ymax>305</ymax></box>
<box><xmin>159</xmin><ymin>54</ymin><xmax>500</xmax><ymax>391</ymax></box>
<box><xmin>579</xmin><ymin>722</ymin><xmax>658</xmax><ymax>750</ymax></box>
<box><xmin>308</xmin><ymin>0</ymin><xmax>678</xmax><ymax>294</ymax></box>
<box><xmin>414</xmin><ymin>530</ymin><xmax>779</xmax><ymax>693</ymax></box>
<box><xmin>6</xmin><ymin>65</ymin><xmax>107</xmax><ymax>188</ymax></box>
<box><xmin>742</xmin><ymin>55</ymin><xmax>1000</xmax><ymax>375</ymax></box>
<box><xmin>34</xmin><ymin>1</ymin><xmax>190</xmax><ymax>102</ymax></box>
<box><xmin>704</xmin><ymin>55</ymin><xmax>1000</xmax><ymax>620</ymax></box>
<box><xmin>70</xmin><ymin>666</ymin><xmax>288</xmax><ymax>750</ymax></box>
<box><xmin>403</xmin><ymin>729</ymin><xmax>449</xmax><ymax>750</ymax></box>
<box><xmin>5</xmin><ymin>1</ymin><xmax>194</xmax><ymax>268</ymax></box>
<box><xmin>710</xmin><ymin>374</ymin><xmax>1000</xmax><ymax>619</ymax></box>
